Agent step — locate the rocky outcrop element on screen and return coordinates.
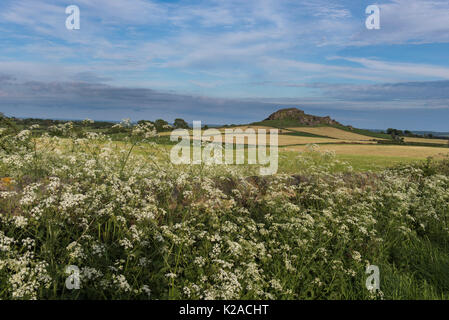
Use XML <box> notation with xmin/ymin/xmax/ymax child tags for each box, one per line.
<box><xmin>265</xmin><ymin>108</ymin><xmax>342</xmax><ymax>126</ymax></box>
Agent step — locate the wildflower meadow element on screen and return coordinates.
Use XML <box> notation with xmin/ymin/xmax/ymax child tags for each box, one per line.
<box><xmin>1</xmin><ymin>117</ymin><xmax>449</xmax><ymax>300</ymax></box>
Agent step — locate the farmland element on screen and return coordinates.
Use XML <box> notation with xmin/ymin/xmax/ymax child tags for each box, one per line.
<box><xmin>160</xmin><ymin>124</ymin><xmax>449</xmax><ymax>169</ymax></box>
<box><xmin>286</xmin><ymin>126</ymin><xmax>380</xmax><ymax>141</ymax></box>
<box><xmin>404</xmin><ymin>137</ymin><xmax>449</xmax><ymax>145</ymax></box>
<box><xmin>283</xmin><ymin>144</ymin><xmax>449</xmax><ymax>160</ymax></box>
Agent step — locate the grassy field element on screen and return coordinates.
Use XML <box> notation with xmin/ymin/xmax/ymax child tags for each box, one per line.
<box><xmin>283</xmin><ymin>144</ymin><xmax>449</xmax><ymax>158</ymax></box>
<box><xmin>1</xmin><ymin>120</ymin><xmax>449</xmax><ymax>300</ymax></box>
<box><xmin>278</xmin><ymin>150</ymin><xmax>423</xmax><ymax>173</ymax></box>
<box><xmin>286</xmin><ymin>126</ymin><xmax>380</xmax><ymax>141</ymax></box>
<box><xmin>161</xmin><ymin>125</ymin><xmax>449</xmax><ymax>151</ymax></box>
<box><xmin>251</xmin><ymin>120</ymin><xmax>392</xmax><ymax>139</ymax></box>
<box><xmin>404</xmin><ymin>137</ymin><xmax>449</xmax><ymax>145</ymax></box>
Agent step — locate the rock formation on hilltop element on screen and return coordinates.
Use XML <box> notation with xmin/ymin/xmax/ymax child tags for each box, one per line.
<box><xmin>265</xmin><ymin>108</ymin><xmax>342</xmax><ymax>126</ymax></box>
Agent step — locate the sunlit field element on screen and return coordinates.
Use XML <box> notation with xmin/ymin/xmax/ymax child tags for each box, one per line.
<box><xmin>286</xmin><ymin>127</ymin><xmax>381</xmax><ymax>141</ymax></box>
<box><xmin>1</xmin><ymin>119</ymin><xmax>449</xmax><ymax>300</ymax></box>
<box><xmin>283</xmin><ymin>144</ymin><xmax>449</xmax><ymax>160</ymax></box>
<box><xmin>404</xmin><ymin>137</ymin><xmax>449</xmax><ymax>145</ymax></box>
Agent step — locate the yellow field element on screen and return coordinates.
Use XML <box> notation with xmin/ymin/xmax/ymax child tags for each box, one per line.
<box><xmin>262</xmin><ymin>135</ymin><xmax>343</xmax><ymax>146</ymax></box>
<box><xmin>204</xmin><ymin>126</ymin><xmax>379</xmax><ymax>146</ymax></box>
<box><xmin>163</xmin><ymin>126</ymin><xmax>379</xmax><ymax>146</ymax></box>
<box><xmin>161</xmin><ymin>127</ymin><xmax>448</xmax><ymax>153</ymax></box>
<box><xmin>404</xmin><ymin>137</ymin><xmax>449</xmax><ymax>145</ymax></box>
<box><xmin>218</xmin><ymin>125</ymin><xmax>276</xmax><ymax>132</ymax></box>
<box><xmin>158</xmin><ymin>131</ymin><xmax>175</xmax><ymax>136</ymax></box>
<box><xmin>158</xmin><ymin>126</ymin><xmax>275</xmax><ymax>137</ymax></box>
<box><xmin>192</xmin><ymin>134</ymin><xmax>339</xmax><ymax>146</ymax></box>
<box><xmin>287</xmin><ymin>127</ymin><xmax>378</xmax><ymax>141</ymax></box>
<box><xmin>283</xmin><ymin>144</ymin><xmax>449</xmax><ymax>158</ymax></box>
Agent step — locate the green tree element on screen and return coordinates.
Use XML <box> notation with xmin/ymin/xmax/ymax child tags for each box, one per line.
<box><xmin>173</xmin><ymin>118</ymin><xmax>189</xmax><ymax>129</ymax></box>
<box><xmin>137</xmin><ymin>120</ymin><xmax>154</xmax><ymax>126</ymax></box>
<box><xmin>154</xmin><ymin>119</ymin><xmax>170</xmax><ymax>132</ymax></box>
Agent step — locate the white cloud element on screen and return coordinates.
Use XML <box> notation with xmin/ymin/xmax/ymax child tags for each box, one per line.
<box><xmin>332</xmin><ymin>57</ymin><xmax>449</xmax><ymax>79</ymax></box>
<box><xmin>351</xmin><ymin>0</ymin><xmax>449</xmax><ymax>45</ymax></box>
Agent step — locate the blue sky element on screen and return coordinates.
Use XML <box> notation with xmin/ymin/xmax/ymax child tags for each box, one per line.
<box><xmin>1</xmin><ymin>0</ymin><xmax>449</xmax><ymax>130</ymax></box>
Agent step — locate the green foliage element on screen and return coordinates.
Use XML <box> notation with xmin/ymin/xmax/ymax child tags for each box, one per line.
<box><xmin>332</xmin><ymin>125</ymin><xmax>392</xmax><ymax>140</ymax></box>
<box><xmin>281</xmin><ymin>130</ymin><xmax>332</xmax><ymax>139</ymax></box>
<box><xmin>154</xmin><ymin>119</ymin><xmax>172</xmax><ymax>132</ymax></box>
<box><xmin>251</xmin><ymin>119</ymin><xmax>312</xmax><ymax>128</ymax></box>
<box><xmin>173</xmin><ymin>118</ymin><xmax>189</xmax><ymax>129</ymax></box>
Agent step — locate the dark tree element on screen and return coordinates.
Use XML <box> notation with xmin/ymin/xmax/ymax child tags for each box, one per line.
<box><xmin>173</xmin><ymin>118</ymin><xmax>189</xmax><ymax>129</ymax></box>
<box><xmin>137</xmin><ymin>120</ymin><xmax>154</xmax><ymax>126</ymax></box>
<box><xmin>154</xmin><ymin>119</ymin><xmax>169</xmax><ymax>132</ymax></box>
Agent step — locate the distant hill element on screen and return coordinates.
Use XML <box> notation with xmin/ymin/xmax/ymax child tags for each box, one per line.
<box><xmin>264</xmin><ymin>108</ymin><xmax>342</xmax><ymax>126</ymax></box>
<box><xmin>251</xmin><ymin>107</ymin><xmax>391</xmax><ymax>140</ymax></box>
